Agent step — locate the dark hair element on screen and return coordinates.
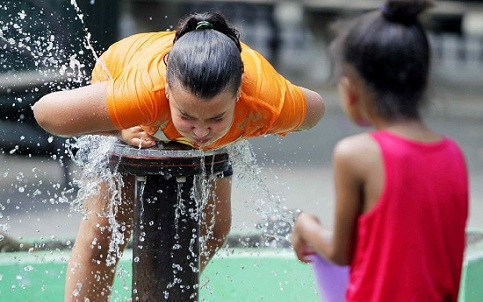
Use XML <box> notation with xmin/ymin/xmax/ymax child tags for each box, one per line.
<box><xmin>331</xmin><ymin>0</ymin><xmax>434</xmax><ymax>119</ymax></box>
<box><xmin>166</xmin><ymin>12</ymin><xmax>244</xmax><ymax>99</ymax></box>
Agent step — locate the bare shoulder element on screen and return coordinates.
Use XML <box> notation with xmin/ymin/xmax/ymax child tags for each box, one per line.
<box><xmin>333</xmin><ymin>132</ymin><xmax>382</xmax><ymax>174</ymax></box>
<box><xmin>334</xmin><ymin>133</ymin><xmax>379</xmax><ymax>158</ymax></box>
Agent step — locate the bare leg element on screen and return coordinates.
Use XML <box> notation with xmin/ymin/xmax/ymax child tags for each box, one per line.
<box><xmin>65</xmin><ymin>173</ymin><xmax>232</xmax><ymax>300</ymax></box>
<box><xmin>65</xmin><ymin>174</ymin><xmax>135</xmax><ymax>302</ymax></box>
<box><xmin>200</xmin><ymin>176</ymin><xmax>232</xmax><ymax>271</ymax></box>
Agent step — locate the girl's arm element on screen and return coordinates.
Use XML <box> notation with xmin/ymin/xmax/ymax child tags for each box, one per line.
<box><xmin>34</xmin><ymin>82</ymin><xmax>159</xmax><ymax>148</ymax></box>
<box><xmin>328</xmin><ymin>137</ymin><xmax>366</xmax><ymax>265</ymax></box>
<box><xmin>293</xmin><ymin>134</ymin><xmax>371</xmax><ymax>265</ymax></box>
<box><xmin>33</xmin><ymin>82</ymin><xmax>116</xmax><ymax>137</ymax></box>
<box><xmin>297</xmin><ymin>87</ymin><xmax>325</xmax><ymax>131</ymax></box>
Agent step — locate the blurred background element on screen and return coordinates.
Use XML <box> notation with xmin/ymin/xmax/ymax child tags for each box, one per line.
<box><xmin>1</xmin><ymin>0</ymin><xmax>482</xmax><ymax>244</ymax></box>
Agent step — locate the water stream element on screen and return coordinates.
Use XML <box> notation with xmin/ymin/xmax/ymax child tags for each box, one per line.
<box><xmin>0</xmin><ymin>1</ymin><xmax>299</xmax><ymax>299</ymax></box>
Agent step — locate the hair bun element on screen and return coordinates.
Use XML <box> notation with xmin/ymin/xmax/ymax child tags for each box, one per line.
<box><xmin>381</xmin><ymin>0</ymin><xmax>433</xmax><ymax>23</ymax></box>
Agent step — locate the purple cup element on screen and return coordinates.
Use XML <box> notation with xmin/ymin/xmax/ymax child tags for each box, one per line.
<box><xmin>311</xmin><ymin>254</ymin><xmax>350</xmax><ymax>302</ymax></box>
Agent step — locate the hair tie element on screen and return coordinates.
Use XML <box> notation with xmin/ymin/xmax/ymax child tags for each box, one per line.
<box><xmin>379</xmin><ymin>4</ymin><xmax>419</xmax><ymax>24</ymax></box>
<box><xmin>195</xmin><ymin>21</ymin><xmax>213</xmax><ymax>30</ymax></box>
<box><xmin>380</xmin><ymin>4</ymin><xmax>393</xmax><ymax>19</ymax></box>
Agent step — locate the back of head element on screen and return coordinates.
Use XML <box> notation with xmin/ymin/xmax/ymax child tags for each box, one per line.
<box><xmin>166</xmin><ymin>12</ymin><xmax>244</xmax><ymax>99</ymax></box>
<box><xmin>331</xmin><ymin>0</ymin><xmax>434</xmax><ymax>119</ymax></box>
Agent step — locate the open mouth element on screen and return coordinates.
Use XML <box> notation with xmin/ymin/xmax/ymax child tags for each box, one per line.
<box><xmin>193</xmin><ymin>138</ymin><xmax>211</xmax><ymax>146</ymax></box>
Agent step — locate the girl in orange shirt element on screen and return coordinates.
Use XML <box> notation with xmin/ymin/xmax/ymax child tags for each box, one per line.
<box><xmin>34</xmin><ymin>12</ymin><xmax>325</xmax><ymax>301</ymax></box>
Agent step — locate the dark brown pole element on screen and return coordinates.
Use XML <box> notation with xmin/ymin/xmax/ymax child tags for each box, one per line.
<box><xmin>132</xmin><ymin>174</ymin><xmax>200</xmax><ymax>301</ymax></box>
<box><xmin>109</xmin><ymin>142</ymin><xmax>229</xmax><ymax>301</ymax></box>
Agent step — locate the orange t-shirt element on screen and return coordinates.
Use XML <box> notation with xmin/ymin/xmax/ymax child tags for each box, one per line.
<box><xmin>91</xmin><ymin>32</ymin><xmax>306</xmax><ymax>150</ymax></box>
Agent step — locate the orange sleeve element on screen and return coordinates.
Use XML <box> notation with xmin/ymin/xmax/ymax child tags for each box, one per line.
<box><xmin>91</xmin><ymin>32</ymin><xmax>174</xmax><ymax>130</ymax></box>
<box><xmin>105</xmin><ymin>58</ymin><xmax>168</xmax><ymax>130</ymax></box>
<box><xmin>91</xmin><ymin>33</ymin><xmax>158</xmax><ymax>83</ymax></box>
<box><xmin>239</xmin><ymin>45</ymin><xmax>306</xmax><ymax>136</ymax></box>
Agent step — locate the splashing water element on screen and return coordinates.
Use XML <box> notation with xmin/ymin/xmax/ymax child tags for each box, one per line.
<box><xmin>227</xmin><ymin>141</ymin><xmax>295</xmax><ymax>246</ymax></box>
<box><xmin>71</xmin><ymin>138</ymin><xmax>283</xmax><ymax>281</ymax></box>
<box><xmin>162</xmin><ymin>155</ymin><xmax>210</xmax><ymax>297</ymax></box>
<box><xmin>68</xmin><ymin>135</ymin><xmax>127</xmax><ymax>266</ymax></box>
<box><xmin>0</xmin><ymin>0</ymin><xmax>109</xmax><ymax>246</ymax></box>
<box><xmin>1</xmin><ymin>2</ymin><xmax>299</xmax><ymax>300</ymax></box>
<box><xmin>0</xmin><ymin>1</ymin><xmax>99</xmax><ymax>87</ymax></box>
<box><xmin>192</xmin><ymin>152</ymin><xmax>212</xmax><ymax>263</ymax></box>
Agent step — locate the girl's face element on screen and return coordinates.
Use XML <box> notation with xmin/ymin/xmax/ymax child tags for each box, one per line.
<box><xmin>338</xmin><ymin>75</ymin><xmax>372</xmax><ymax>128</ymax></box>
<box><xmin>167</xmin><ymin>84</ymin><xmax>238</xmax><ymax>147</ymax></box>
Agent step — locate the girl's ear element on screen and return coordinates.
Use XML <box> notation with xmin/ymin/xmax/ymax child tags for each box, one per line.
<box><xmin>338</xmin><ymin>76</ymin><xmax>358</xmax><ymax>106</ymax></box>
<box><xmin>235</xmin><ymin>75</ymin><xmax>243</xmax><ymax>102</ymax></box>
<box><xmin>338</xmin><ymin>75</ymin><xmax>372</xmax><ymax>127</ymax></box>
<box><xmin>165</xmin><ymin>84</ymin><xmax>170</xmax><ymax>99</ymax></box>
<box><xmin>236</xmin><ymin>87</ymin><xmax>241</xmax><ymax>102</ymax></box>
<box><xmin>237</xmin><ymin>75</ymin><xmax>244</xmax><ymax>101</ymax></box>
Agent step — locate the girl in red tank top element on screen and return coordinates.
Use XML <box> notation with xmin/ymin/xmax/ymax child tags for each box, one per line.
<box><xmin>291</xmin><ymin>1</ymin><xmax>468</xmax><ymax>301</ymax></box>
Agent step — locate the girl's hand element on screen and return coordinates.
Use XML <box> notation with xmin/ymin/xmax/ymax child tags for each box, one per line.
<box><xmin>291</xmin><ymin>231</ymin><xmax>316</xmax><ymax>263</ymax></box>
<box><xmin>121</xmin><ymin>126</ymin><xmax>157</xmax><ymax>148</ymax></box>
<box><xmin>291</xmin><ymin>214</ymin><xmax>318</xmax><ymax>263</ymax></box>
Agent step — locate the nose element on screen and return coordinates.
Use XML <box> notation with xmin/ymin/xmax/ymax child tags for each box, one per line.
<box><xmin>193</xmin><ymin>126</ymin><xmax>210</xmax><ymax>138</ymax></box>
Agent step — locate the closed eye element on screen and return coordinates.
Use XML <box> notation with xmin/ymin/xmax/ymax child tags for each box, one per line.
<box><xmin>210</xmin><ymin>113</ymin><xmax>225</xmax><ymax>122</ymax></box>
<box><xmin>179</xmin><ymin>110</ymin><xmax>195</xmax><ymax>120</ymax></box>
<box><xmin>180</xmin><ymin>115</ymin><xmax>194</xmax><ymax>121</ymax></box>
<box><xmin>179</xmin><ymin>110</ymin><xmax>225</xmax><ymax>122</ymax></box>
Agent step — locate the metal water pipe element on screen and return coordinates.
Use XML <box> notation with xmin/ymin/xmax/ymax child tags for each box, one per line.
<box><xmin>108</xmin><ymin>142</ymin><xmax>229</xmax><ymax>301</ymax></box>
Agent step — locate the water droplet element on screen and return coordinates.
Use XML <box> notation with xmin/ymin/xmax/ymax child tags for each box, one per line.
<box><xmin>18</xmin><ymin>10</ymin><xmax>26</xmax><ymax>20</ymax></box>
<box><xmin>9</xmin><ymin>146</ymin><xmax>19</xmax><ymax>154</ymax></box>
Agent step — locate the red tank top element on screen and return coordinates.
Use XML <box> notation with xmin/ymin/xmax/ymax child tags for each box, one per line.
<box><xmin>346</xmin><ymin>131</ymin><xmax>468</xmax><ymax>302</ymax></box>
